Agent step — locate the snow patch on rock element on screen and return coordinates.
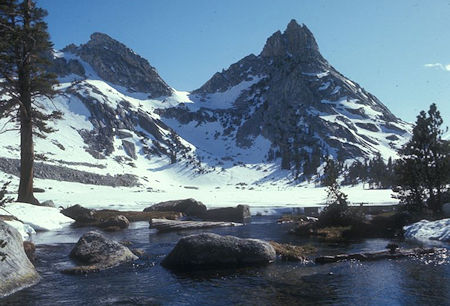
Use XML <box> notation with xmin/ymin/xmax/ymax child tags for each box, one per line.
<box><xmin>403</xmin><ymin>219</ymin><xmax>450</xmax><ymax>242</ymax></box>
<box><xmin>3</xmin><ymin>220</ymin><xmax>36</xmax><ymax>241</ymax></box>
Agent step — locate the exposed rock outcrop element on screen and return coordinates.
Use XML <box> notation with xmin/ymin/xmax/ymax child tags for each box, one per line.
<box><xmin>203</xmin><ymin>205</ymin><xmax>251</xmax><ymax>223</ymax></box>
<box><xmin>0</xmin><ymin>157</ymin><xmax>139</xmax><ymax>187</ymax></box>
<box><xmin>144</xmin><ymin>198</ymin><xmax>207</xmax><ymax>217</ymax></box>
<box><xmin>161</xmin><ymin>233</ymin><xmax>276</xmax><ymax>269</ymax></box>
<box><xmin>63</xmin><ymin>32</ymin><xmax>172</xmax><ymax>97</ymax></box>
<box><xmin>0</xmin><ymin>221</ymin><xmax>40</xmax><ymax>297</ymax></box>
<box><xmin>61</xmin><ymin>204</ymin><xmax>97</xmax><ymax>224</ymax></box>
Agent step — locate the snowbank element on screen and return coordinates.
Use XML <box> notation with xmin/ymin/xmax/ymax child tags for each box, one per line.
<box><xmin>403</xmin><ymin>219</ymin><xmax>450</xmax><ymax>242</ymax></box>
<box><xmin>2</xmin><ymin>202</ymin><xmax>73</xmax><ymax>231</ymax></box>
<box><xmin>3</xmin><ymin>220</ymin><xmax>36</xmax><ymax>241</ymax></box>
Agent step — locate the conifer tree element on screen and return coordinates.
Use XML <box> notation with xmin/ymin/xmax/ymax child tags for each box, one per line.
<box><xmin>393</xmin><ymin>103</ymin><xmax>449</xmax><ymax>214</ymax></box>
<box><xmin>322</xmin><ymin>157</ymin><xmax>348</xmax><ymax>207</ymax></box>
<box><xmin>0</xmin><ymin>0</ymin><xmax>61</xmax><ymax>204</ymax></box>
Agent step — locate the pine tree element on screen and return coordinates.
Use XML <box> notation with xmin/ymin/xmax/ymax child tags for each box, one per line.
<box><xmin>318</xmin><ymin>157</ymin><xmax>352</xmax><ymax>227</ymax></box>
<box><xmin>0</xmin><ymin>0</ymin><xmax>61</xmax><ymax>204</ymax></box>
<box><xmin>393</xmin><ymin>103</ymin><xmax>449</xmax><ymax>214</ymax></box>
<box><xmin>322</xmin><ymin>157</ymin><xmax>348</xmax><ymax>207</ymax></box>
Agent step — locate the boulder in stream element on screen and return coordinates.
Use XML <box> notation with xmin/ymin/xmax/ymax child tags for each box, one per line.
<box><xmin>64</xmin><ymin>231</ymin><xmax>137</xmax><ymax>274</ymax></box>
<box><xmin>161</xmin><ymin>233</ymin><xmax>275</xmax><ymax>269</ymax></box>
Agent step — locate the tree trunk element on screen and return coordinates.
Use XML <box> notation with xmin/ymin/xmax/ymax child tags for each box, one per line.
<box><xmin>16</xmin><ymin>0</ymin><xmax>38</xmax><ymax>205</ymax></box>
<box><xmin>17</xmin><ymin>113</ymin><xmax>38</xmax><ymax>204</ymax></box>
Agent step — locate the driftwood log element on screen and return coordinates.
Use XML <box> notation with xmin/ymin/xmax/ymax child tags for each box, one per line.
<box><xmin>315</xmin><ymin>247</ymin><xmax>436</xmax><ymax>264</ymax></box>
<box><xmin>150</xmin><ymin>218</ymin><xmax>242</xmax><ymax>233</ymax></box>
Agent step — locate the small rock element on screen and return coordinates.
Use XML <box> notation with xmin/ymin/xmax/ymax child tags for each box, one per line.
<box><xmin>39</xmin><ymin>200</ymin><xmax>55</xmax><ymax>208</ymax></box>
<box><xmin>98</xmin><ymin>215</ymin><xmax>130</xmax><ymax>230</ymax></box>
<box><xmin>23</xmin><ymin>241</ymin><xmax>36</xmax><ymax>263</ymax></box>
<box><xmin>131</xmin><ymin>248</ymin><xmax>146</xmax><ymax>258</ymax></box>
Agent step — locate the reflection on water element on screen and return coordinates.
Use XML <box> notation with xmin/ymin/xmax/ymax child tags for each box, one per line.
<box><xmin>3</xmin><ymin>216</ymin><xmax>450</xmax><ymax>305</ymax></box>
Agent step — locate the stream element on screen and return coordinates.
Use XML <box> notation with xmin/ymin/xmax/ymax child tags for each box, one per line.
<box><xmin>3</xmin><ymin>215</ymin><xmax>450</xmax><ymax>305</ymax></box>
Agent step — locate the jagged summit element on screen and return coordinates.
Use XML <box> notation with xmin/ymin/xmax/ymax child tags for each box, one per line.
<box><xmin>164</xmin><ymin>20</ymin><xmax>410</xmax><ymax>173</ymax></box>
<box><xmin>58</xmin><ymin>32</ymin><xmax>172</xmax><ymax>97</ymax></box>
<box><xmin>260</xmin><ymin>19</ymin><xmax>321</xmax><ymax>59</ymax></box>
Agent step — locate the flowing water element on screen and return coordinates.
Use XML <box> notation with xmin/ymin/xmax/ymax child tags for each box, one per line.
<box><xmin>3</xmin><ymin>216</ymin><xmax>450</xmax><ymax>305</ymax></box>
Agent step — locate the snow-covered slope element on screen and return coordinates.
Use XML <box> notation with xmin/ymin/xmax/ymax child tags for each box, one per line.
<box><xmin>0</xmin><ymin>22</ymin><xmax>412</xmax><ymax>208</ymax></box>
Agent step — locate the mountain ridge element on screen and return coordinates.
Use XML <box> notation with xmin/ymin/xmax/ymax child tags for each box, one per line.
<box><xmin>0</xmin><ymin>20</ymin><xmax>411</xmax><ymax>190</ymax></box>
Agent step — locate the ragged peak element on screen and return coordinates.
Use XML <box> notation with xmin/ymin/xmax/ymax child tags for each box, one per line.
<box><xmin>65</xmin><ymin>32</ymin><xmax>172</xmax><ymax>97</ymax></box>
<box><xmin>86</xmin><ymin>32</ymin><xmax>130</xmax><ymax>51</ymax></box>
<box><xmin>260</xmin><ymin>19</ymin><xmax>320</xmax><ymax>58</ymax></box>
<box><xmin>89</xmin><ymin>32</ymin><xmax>115</xmax><ymax>43</ymax></box>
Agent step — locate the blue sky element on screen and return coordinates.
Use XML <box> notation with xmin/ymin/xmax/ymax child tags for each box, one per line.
<box><xmin>38</xmin><ymin>0</ymin><xmax>450</xmax><ymax>124</ymax></box>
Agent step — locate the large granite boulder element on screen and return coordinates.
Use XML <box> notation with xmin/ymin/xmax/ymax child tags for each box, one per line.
<box><xmin>161</xmin><ymin>233</ymin><xmax>275</xmax><ymax>269</ymax></box>
<box><xmin>143</xmin><ymin>198</ymin><xmax>207</xmax><ymax>217</ymax></box>
<box><xmin>0</xmin><ymin>221</ymin><xmax>40</xmax><ymax>297</ymax></box>
<box><xmin>203</xmin><ymin>205</ymin><xmax>251</xmax><ymax>223</ymax></box>
<box><xmin>66</xmin><ymin>231</ymin><xmax>137</xmax><ymax>273</ymax></box>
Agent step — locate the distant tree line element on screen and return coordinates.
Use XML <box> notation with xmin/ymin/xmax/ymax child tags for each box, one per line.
<box><xmin>342</xmin><ymin>153</ymin><xmax>395</xmax><ymax>189</ymax></box>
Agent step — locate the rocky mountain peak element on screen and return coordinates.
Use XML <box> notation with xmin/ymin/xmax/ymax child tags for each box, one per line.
<box><xmin>88</xmin><ymin>32</ymin><xmax>116</xmax><ymax>44</ymax></box>
<box><xmin>260</xmin><ymin>19</ymin><xmax>320</xmax><ymax>59</ymax></box>
<box><xmin>61</xmin><ymin>32</ymin><xmax>172</xmax><ymax>97</ymax></box>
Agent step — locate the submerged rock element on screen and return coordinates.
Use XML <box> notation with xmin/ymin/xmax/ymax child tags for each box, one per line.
<box><xmin>0</xmin><ymin>221</ymin><xmax>40</xmax><ymax>298</ymax></box>
<box><xmin>161</xmin><ymin>233</ymin><xmax>275</xmax><ymax>269</ymax></box>
<box><xmin>65</xmin><ymin>231</ymin><xmax>137</xmax><ymax>273</ymax></box>
<box><xmin>144</xmin><ymin>198</ymin><xmax>207</xmax><ymax>217</ymax></box>
<box><xmin>203</xmin><ymin>205</ymin><xmax>251</xmax><ymax>223</ymax></box>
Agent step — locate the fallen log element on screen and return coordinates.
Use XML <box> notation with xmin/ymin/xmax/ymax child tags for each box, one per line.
<box><xmin>315</xmin><ymin>247</ymin><xmax>436</xmax><ymax>264</ymax></box>
<box><xmin>150</xmin><ymin>218</ymin><xmax>242</xmax><ymax>233</ymax></box>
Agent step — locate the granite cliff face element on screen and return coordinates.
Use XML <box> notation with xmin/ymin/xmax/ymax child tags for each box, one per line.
<box><xmin>162</xmin><ymin>19</ymin><xmax>409</xmax><ymax>174</ymax></box>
